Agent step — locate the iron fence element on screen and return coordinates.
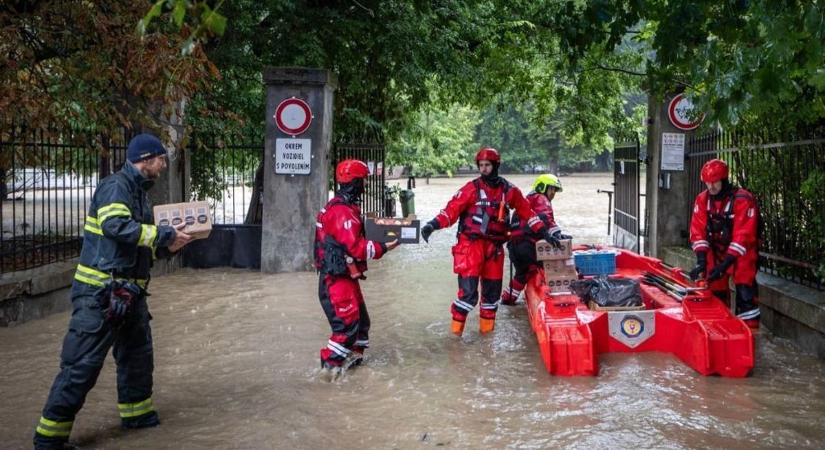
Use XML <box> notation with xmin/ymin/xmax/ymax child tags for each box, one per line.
<box><xmin>188</xmin><ymin>135</ymin><xmax>263</xmax><ymax>225</ymax></box>
<box><xmin>686</xmin><ymin>128</ymin><xmax>825</xmax><ymax>290</ymax></box>
<box><xmin>332</xmin><ymin>143</ymin><xmax>386</xmax><ymax>215</ymax></box>
<box><xmin>1</xmin><ymin>124</ymin><xmax>129</xmax><ymax>274</ymax></box>
<box><xmin>613</xmin><ymin>136</ymin><xmax>642</xmax><ymax>249</ymax></box>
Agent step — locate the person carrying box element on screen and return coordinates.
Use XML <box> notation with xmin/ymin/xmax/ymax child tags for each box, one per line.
<box><xmin>314</xmin><ymin>159</ymin><xmax>399</xmax><ymax>380</ymax></box>
<box><xmin>502</xmin><ymin>174</ymin><xmax>572</xmax><ymax>305</ymax></box>
<box><xmin>34</xmin><ymin>133</ymin><xmax>193</xmax><ymax>449</ymax></box>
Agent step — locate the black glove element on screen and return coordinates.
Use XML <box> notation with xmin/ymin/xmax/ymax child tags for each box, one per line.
<box><xmin>106</xmin><ymin>281</ymin><xmax>141</xmax><ymax>323</ymax></box>
<box><xmin>688</xmin><ymin>252</ymin><xmax>707</xmax><ymax>281</ymax></box>
<box><xmin>543</xmin><ymin>230</ymin><xmax>561</xmax><ymax>249</ymax></box>
<box><xmin>554</xmin><ymin>231</ymin><xmax>573</xmax><ymax>240</ymax></box>
<box><xmin>707</xmin><ymin>255</ymin><xmax>735</xmax><ymax>282</ymax></box>
<box><xmin>421</xmin><ymin>219</ymin><xmax>439</xmax><ymax>243</ymax></box>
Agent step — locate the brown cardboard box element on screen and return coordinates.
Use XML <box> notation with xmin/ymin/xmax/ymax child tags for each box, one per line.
<box><xmin>536</xmin><ymin>238</ymin><xmax>573</xmax><ymax>261</ymax></box>
<box><xmin>542</xmin><ymin>258</ymin><xmax>577</xmax><ymax>275</ymax></box>
<box><xmin>364</xmin><ymin>214</ymin><xmax>420</xmax><ymax>244</ymax></box>
<box><xmin>545</xmin><ymin>273</ymin><xmax>579</xmax><ymax>291</ymax></box>
<box><xmin>153</xmin><ymin>201</ymin><xmax>212</xmax><ymax>240</ymax></box>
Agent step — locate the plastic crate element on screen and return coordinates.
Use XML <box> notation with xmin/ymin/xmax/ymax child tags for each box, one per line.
<box><xmin>573</xmin><ymin>250</ymin><xmax>617</xmax><ymax>276</ymax></box>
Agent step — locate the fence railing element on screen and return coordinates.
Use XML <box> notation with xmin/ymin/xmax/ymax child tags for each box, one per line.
<box><xmin>1</xmin><ymin>125</ymin><xmax>129</xmax><ymax>274</ymax></box>
<box><xmin>332</xmin><ymin>143</ymin><xmax>386</xmax><ymax>216</ymax></box>
<box><xmin>686</xmin><ymin>128</ymin><xmax>825</xmax><ymax>290</ymax></box>
<box><xmin>188</xmin><ymin>136</ymin><xmax>263</xmax><ymax>225</ymax></box>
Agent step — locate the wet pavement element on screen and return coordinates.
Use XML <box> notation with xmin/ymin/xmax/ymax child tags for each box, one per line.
<box><xmin>2</xmin><ymin>173</ymin><xmax>824</xmax><ymax>449</ymax></box>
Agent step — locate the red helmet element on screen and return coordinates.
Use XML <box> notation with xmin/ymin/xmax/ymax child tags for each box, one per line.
<box><xmin>700</xmin><ymin>159</ymin><xmax>729</xmax><ymax>183</ymax></box>
<box><xmin>336</xmin><ymin>159</ymin><xmax>370</xmax><ymax>183</ymax></box>
<box><xmin>475</xmin><ymin>147</ymin><xmax>500</xmax><ymax>164</ymax></box>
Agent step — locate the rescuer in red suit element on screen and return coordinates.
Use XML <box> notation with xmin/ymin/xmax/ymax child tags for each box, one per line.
<box><xmin>502</xmin><ymin>174</ymin><xmax>571</xmax><ymax>305</ymax></box>
<box><xmin>688</xmin><ymin>158</ymin><xmax>761</xmax><ymax>328</ymax></box>
<box><xmin>420</xmin><ymin>147</ymin><xmax>559</xmax><ymax>336</ymax></box>
<box><xmin>314</xmin><ymin>159</ymin><xmax>398</xmax><ymax>378</ymax></box>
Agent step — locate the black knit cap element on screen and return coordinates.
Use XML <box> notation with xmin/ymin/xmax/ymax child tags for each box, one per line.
<box><xmin>127</xmin><ymin>133</ymin><xmax>167</xmax><ymax>163</ymax></box>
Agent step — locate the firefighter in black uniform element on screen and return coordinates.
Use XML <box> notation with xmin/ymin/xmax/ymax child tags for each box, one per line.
<box><xmin>34</xmin><ymin>133</ymin><xmax>193</xmax><ymax>449</ymax></box>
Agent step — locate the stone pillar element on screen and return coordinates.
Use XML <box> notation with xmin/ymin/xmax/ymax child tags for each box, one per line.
<box><xmin>645</xmin><ymin>93</ymin><xmax>698</xmax><ymax>258</ymax></box>
<box><xmin>261</xmin><ymin>68</ymin><xmax>337</xmax><ymax>273</ymax></box>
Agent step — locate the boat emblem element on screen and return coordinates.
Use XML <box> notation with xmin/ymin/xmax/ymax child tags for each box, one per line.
<box><xmin>621</xmin><ymin>316</ymin><xmax>644</xmax><ymax>337</ymax></box>
<box><xmin>608</xmin><ymin>310</ymin><xmax>655</xmax><ymax>348</ymax></box>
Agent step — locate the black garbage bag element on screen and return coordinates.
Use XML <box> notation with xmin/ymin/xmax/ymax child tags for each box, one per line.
<box><xmin>569</xmin><ymin>277</ymin><xmax>642</xmax><ymax>307</ymax></box>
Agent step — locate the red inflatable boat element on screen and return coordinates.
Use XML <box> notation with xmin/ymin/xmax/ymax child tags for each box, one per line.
<box><xmin>524</xmin><ymin>246</ymin><xmax>754</xmax><ymax>377</ymax></box>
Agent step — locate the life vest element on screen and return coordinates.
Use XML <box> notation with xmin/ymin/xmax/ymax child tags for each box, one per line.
<box><xmin>314</xmin><ymin>197</ymin><xmax>346</xmax><ymax>271</ymax></box>
<box><xmin>705</xmin><ymin>188</ymin><xmax>760</xmax><ymax>254</ymax></box>
<box><xmin>457</xmin><ymin>179</ymin><xmax>511</xmax><ymax>240</ymax></box>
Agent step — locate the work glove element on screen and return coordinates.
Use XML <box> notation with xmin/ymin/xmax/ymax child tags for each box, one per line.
<box><xmin>543</xmin><ymin>230</ymin><xmax>561</xmax><ymax>249</ymax></box>
<box><xmin>707</xmin><ymin>255</ymin><xmax>735</xmax><ymax>282</ymax></box>
<box><xmin>688</xmin><ymin>252</ymin><xmax>707</xmax><ymax>281</ymax></box>
<box><xmin>554</xmin><ymin>231</ymin><xmax>573</xmax><ymax>241</ymax></box>
<box><xmin>106</xmin><ymin>281</ymin><xmax>142</xmax><ymax>323</ymax></box>
<box><xmin>421</xmin><ymin>219</ymin><xmax>439</xmax><ymax>243</ymax></box>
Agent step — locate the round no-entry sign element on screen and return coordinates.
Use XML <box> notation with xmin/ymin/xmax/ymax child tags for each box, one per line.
<box><xmin>274</xmin><ymin>97</ymin><xmax>313</xmax><ymax>136</ymax></box>
<box><xmin>668</xmin><ymin>93</ymin><xmax>704</xmax><ymax>131</ymax></box>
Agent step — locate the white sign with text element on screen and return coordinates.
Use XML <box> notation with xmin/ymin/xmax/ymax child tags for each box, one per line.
<box><xmin>661</xmin><ymin>132</ymin><xmax>685</xmax><ymax>171</ymax></box>
<box><xmin>274</xmin><ymin>138</ymin><xmax>312</xmax><ymax>175</ymax></box>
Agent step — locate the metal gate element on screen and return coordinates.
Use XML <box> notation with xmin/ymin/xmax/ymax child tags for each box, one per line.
<box><xmin>612</xmin><ymin>136</ymin><xmax>642</xmax><ymax>252</ymax></box>
<box><xmin>332</xmin><ymin>143</ymin><xmax>385</xmax><ymax>215</ymax></box>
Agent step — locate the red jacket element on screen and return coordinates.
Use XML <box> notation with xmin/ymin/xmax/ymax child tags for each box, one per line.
<box><xmin>689</xmin><ymin>188</ymin><xmax>759</xmax><ymax>258</ymax></box>
<box><xmin>434</xmin><ymin>178</ymin><xmax>544</xmax><ymax>241</ymax></box>
<box><xmin>314</xmin><ymin>197</ymin><xmax>387</xmax><ymax>272</ymax></box>
<box><xmin>510</xmin><ymin>191</ymin><xmax>561</xmax><ymax>241</ymax></box>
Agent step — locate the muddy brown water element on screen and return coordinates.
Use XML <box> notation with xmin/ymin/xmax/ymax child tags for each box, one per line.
<box><xmin>1</xmin><ymin>173</ymin><xmax>824</xmax><ymax>449</ymax></box>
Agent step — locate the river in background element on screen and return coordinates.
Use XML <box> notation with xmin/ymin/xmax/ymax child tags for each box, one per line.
<box><xmin>1</xmin><ymin>173</ymin><xmax>824</xmax><ymax>449</ymax></box>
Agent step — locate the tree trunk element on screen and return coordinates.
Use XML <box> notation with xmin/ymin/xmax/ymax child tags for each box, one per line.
<box><xmin>244</xmin><ymin>158</ymin><xmax>264</xmax><ymax>224</ymax></box>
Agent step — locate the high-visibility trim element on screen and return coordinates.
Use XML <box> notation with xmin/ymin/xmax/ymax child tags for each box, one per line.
<box><xmin>480</xmin><ymin>302</ymin><xmax>499</xmax><ymax>310</ymax></box>
<box><xmin>692</xmin><ymin>240</ymin><xmax>710</xmax><ymax>251</ymax></box>
<box><xmin>453</xmin><ymin>299</ymin><xmax>475</xmax><ymax>312</ymax></box>
<box><xmin>327</xmin><ymin>340</ymin><xmax>350</xmax><ymax>357</ymax></box>
<box><xmin>729</xmin><ymin>242</ymin><xmax>747</xmax><ymax>256</ymax></box>
<box><xmin>737</xmin><ymin>308</ymin><xmax>760</xmax><ymax>320</ymax></box>
<box><xmin>138</xmin><ymin>224</ymin><xmax>158</xmax><ymax>248</ymax></box>
<box><xmin>35</xmin><ymin>416</ymin><xmax>73</xmax><ymax>438</ymax></box>
<box><xmin>118</xmin><ymin>397</ymin><xmax>155</xmax><ymax>418</ymax></box>
<box><xmin>84</xmin><ymin>216</ymin><xmax>103</xmax><ymax>235</ymax></box>
<box><xmin>74</xmin><ymin>264</ymin><xmax>148</xmax><ymax>289</ymax></box>
<box><xmin>97</xmin><ymin>203</ymin><xmax>132</xmax><ymax>223</ymax></box>
<box><xmin>74</xmin><ymin>264</ymin><xmax>110</xmax><ymax>287</ymax></box>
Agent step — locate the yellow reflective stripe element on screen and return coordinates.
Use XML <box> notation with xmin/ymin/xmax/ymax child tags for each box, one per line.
<box><xmin>118</xmin><ymin>398</ymin><xmax>154</xmax><ymax>418</ymax></box>
<box><xmin>84</xmin><ymin>224</ymin><xmax>103</xmax><ymax>235</ymax></box>
<box><xmin>36</xmin><ymin>417</ymin><xmax>73</xmax><ymax>437</ymax></box>
<box><xmin>77</xmin><ymin>264</ymin><xmax>109</xmax><ymax>280</ymax></box>
<box><xmin>74</xmin><ymin>264</ymin><xmax>110</xmax><ymax>288</ymax></box>
<box><xmin>138</xmin><ymin>224</ymin><xmax>158</xmax><ymax>248</ymax></box>
<box><xmin>74</xmin><ymin>273</ymin><xmax>105</xmax><ymax>287</ymax></box>
<box><xmin>86</xmin><ymin>216</ymin><xmax>100</xmax><ymax>225</ymax></box>
<box><xmin>74</xmin><ymin>264</ymin><xmax>148</xmax><ymax>289</ymax></box>
<box><xmin>98</xmin><ymin>203</ymin><xmax>132</xmax><ymax>222</ymax></box>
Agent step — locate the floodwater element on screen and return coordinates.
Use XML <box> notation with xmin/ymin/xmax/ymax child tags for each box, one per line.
<box><xmin>2</xmin><ymin>173</ymin><xmax>824</xmax><ymax>449</ymax></box>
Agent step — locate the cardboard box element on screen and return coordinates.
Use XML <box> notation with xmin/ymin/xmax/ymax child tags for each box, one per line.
<box><xmin>545</xmin><ymin>273</ymin><xmax>579</xmax><ymax>291</ymax></box>
<box><xmin>536</xmin><ymin>238</ymin><xmax>573</xmax><ymax>261</ymax></box>
<box><xmin>153</xmin><ymin>201</ymin><xmax>212</xmax><ymax>240</ymax></box>
<box><xmin>542</xmin><ymin>258</ymin><xmax>577</xmax><ymax>275</ymax></box>
<box><xmin>364</xmin><ymin>214</ymin><xmax>420</xmax><ymax>244</ymax></box>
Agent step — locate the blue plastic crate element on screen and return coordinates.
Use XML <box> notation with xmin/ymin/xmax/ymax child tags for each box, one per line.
<box><xmin>573</xmin><ymin>251</ymin><xmax>617</xmax><ymax>276</ymax></box>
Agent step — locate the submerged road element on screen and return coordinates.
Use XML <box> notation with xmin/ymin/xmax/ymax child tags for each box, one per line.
<box><xmin>2</xmin><ymin>173</ymin><xmax>824</xmax><ymax>449</ymax></box>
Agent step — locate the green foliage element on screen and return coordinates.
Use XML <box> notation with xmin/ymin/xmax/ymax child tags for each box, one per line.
<box><xmin>387</xmin><ymin>101</ymin><xmax>479</xmax><ymax>177</ymax></box>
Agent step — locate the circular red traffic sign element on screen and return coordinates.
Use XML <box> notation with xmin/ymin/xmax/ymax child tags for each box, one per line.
<box><xmin>668</xmin><ymin>93</ymin><xmax>704</xmax><ymax>131</ymax></box>
<box><xmin>274</xmin><ymin>97</ymin><xmax>312</xmax><ymax>136</ymax></box>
